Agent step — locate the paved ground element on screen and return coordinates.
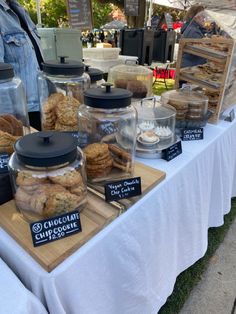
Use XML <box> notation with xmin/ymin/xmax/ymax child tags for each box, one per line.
<box><xmin>179</xmin><ymin>218</ymin><xmax>236</xmax><ymax>314</ymax></box>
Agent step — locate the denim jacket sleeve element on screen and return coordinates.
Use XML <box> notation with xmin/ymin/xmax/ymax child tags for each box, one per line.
<box><xmin>0</xmin><ymin>0</ymin><xmax>41</xmax><ymax>112</ymax></box>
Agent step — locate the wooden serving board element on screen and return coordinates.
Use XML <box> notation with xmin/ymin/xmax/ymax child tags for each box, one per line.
<box><xmin>0</xmin><ymin>192</ymin><xmax>119</xmax><ymax>272</ymax></box>
<box><xmin>89</xmin><ymin>161</ymin><xmax>166</xmax><ymax>209</ymax></box>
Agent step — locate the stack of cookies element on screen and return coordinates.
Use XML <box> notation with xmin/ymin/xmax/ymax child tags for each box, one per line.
<box><xmin>15</xmin><ymin>168</ymin><xmax>86</xmax><ymax>218</ymax></box>
<box><xmin>83</xmin><ymin>142</ymin><xmax>133</xmax><ymax>180</ymax></box>
<box><xmin>0</xmin><ymin>130</ymin><xmax>20</xmax><ymax>154</ymax></box>
<box><xmin>0</xmin><ymin>114</ymin><xmax>23</xmax><ymax>136</ymax></box>
<box><xmin>108</xmin><ymin>144</ymin><xmax>132</xmax><ymax>173</ymax></box>
<box><xmin>168</xmin><ymin>99</ymin><xmax>188</xmax><ymax>120</ymax></box>
<box><xmin>83</xmin><ymin>143</ymin><xmax>113</xmax><ymax>179</ymax></box>
<box><xmin>0</xmin><ymin>114</ymin><xmax>24</xmax><ymax>154</ymax></box>
<box><xmin>42</xmin><ymin>93</ymin><xmax>80</xmax><ymax>131</ymax></box>
<box><xmin>115</xmin><ymin>79</ymin><xmax>148</xmax><ymax>98</ymax></box>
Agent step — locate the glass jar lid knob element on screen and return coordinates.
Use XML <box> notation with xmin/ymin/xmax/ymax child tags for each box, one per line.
<box><xmin>58</xmin><ymin>56</ymin><xmax>69</xmax><ymax>64</ymax></box>
<box><xmin>37</xmin><ymin>131</ymin><xmax>54</xmax><ymax>144</ymax></box>
<box><xmin>102</xmin><ymin>82</ymin><xmax>113</xmax><ymax>93</ymax></box>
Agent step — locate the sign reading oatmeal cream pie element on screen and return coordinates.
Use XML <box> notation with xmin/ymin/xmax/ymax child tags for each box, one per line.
<box><xmin>162</xmin><ymin>141</ymin><xmax>182</xmax><ymax>162</ymax></box>
<box><xmin>181</xmin><ymin>128</ymin><xmax>203</xmax><ymax>141</ymax></box>
<box><xmin>105</xmin><ymin>177</ymin><xmax>141</xmax><ymax>202</ymax></box>
<box><xmin>30</xmin><ymin>210</ymin><xmax>82</xmax><ymax>247</ymax></box>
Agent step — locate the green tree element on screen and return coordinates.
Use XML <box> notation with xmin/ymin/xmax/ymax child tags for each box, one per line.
<box><xmin>92</xmin><ymin>0</ymin><xmax>113</xmax><ymax>29</ymax></box>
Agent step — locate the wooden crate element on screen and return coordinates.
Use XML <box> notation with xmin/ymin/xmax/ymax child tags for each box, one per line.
<box><xmin>174</xmin><ymin>37</ymin><xmax>234</xmax><ymax>123</ymax></box>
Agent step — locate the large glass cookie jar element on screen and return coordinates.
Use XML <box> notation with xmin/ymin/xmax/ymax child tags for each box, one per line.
<box><xmin>0</xmin><ymin>62</ymin><xmax>30</xmax><ymax>155</ymax></box>
<box><xmin>38</xmin><ymin>57</ymin><xmax>90</xmax><ymax>132</ymax></box>
<box><xmin>77</xmin><ymin>83</ymin><xmax>137</xmax><ymax>183</ymax></box>
<box><xmin>8</xmin><ymin>131</ymin><xmax>87</xmax><ymax>222</ymax></box>
<box><xmin>135</xmin><ymin>97</ymin><xmax>176</xmax><ymax>155</ymax></box>
<box><xmin>107</xmin><ymin>61</ymin><xmax>153</xmax><ymax>99</ymax></box>
<box><xmin>161</xmin><ymin>87</ymin><xmax>209</xmax><ymax>128</ymax></box>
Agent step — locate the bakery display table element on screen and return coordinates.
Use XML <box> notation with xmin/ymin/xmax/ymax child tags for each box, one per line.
<box><xmin>0</xmin><ymin>107</ymin><xmax>235</xmax><ymax>314</ymax></box>
<box><xmin>0</xmin><ymin>258</ymin><xmax>48</xmax><ymax>314</ymax></box>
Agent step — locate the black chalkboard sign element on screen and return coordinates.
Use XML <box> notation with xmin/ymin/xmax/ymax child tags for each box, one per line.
<box><xmin>164</xmin><ymin>13</ymin><xmax>173</xmax><ymax>30</ymax></box>
<box><xmin>124</xmin><ymin>0</ymin><xmax>140</xmax><ymax>16</ymax></box>
<box><xmin>162</xmin><ymin>141</ymin><xmax>182</xmax><ymax>161</ymax></box>
<box><xmin>0</xmin><ymin>153</ymin><xmax>9</xmax><ymax>174</ymax></box>
<box><xmin>67</xmin><ymin>0</ymin><xmax>93</xmax><ymax>30</ymax></box>
<box><xmin>224</xmin><ymin>109</ymin><xmax>235</xmax><ymax>122</ymax></box>
<box><xmin>181</xmin><ymin>128</ymin><xmax>204</xmax><ymax>141</ymax></box>
<box><xmin>105</xmin><ymin>177</ymin><xmax>141</xmax><ymax>202</ymax></box>
<box><xmin>30</xmin><ymin>210</ymin><xmax>82</xmax><ymax>247</ymax></box>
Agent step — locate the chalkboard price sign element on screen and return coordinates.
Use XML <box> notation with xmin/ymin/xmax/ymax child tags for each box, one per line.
<box><xmin>67</xmin><ymin>0</ymin><xmax>93</xmax><ymax>30</ymax></box>
<box><xmin>0</xmin><ymin>153</ymin><xmax>9</xmax><ymax>174</ymax></box>
<box><xmin>105</xmin><ymin>177</ymin><xmax>141</xmax><ymax>202</ymax></box>
<box><xmin>224</xmin><ymin>109</ymin><xmax>235</xmax><ymax>122</ymax></box>
<box><xmin>30</xmin><ymin>210</ymin><xmax>82</xmax><ymax>247</ymax></box>
<box><xmin>162</xmin><ymin>141</ymin><xmax>182</xmax><ymax>161</ymax></box>
<box><xmin>124</xmin><ymin>0</ymin><xmax>140</xmax><ymax>16</ymax></box>
<box><xmin>181</xmin><ymin>128</ymin><xmax>204</xmax><ymax>141</ymax></box>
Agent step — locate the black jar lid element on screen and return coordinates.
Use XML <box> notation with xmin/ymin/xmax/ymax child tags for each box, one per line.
<box><xmin>0</xmin><ymin>63</ymin><xmax>14</xmax><ymax>80</ymax></box>
<box><xmin>84</xmin><ymin>83</ymin><xmax>132</xmax><ymax>109</ymax></box>
<box><xmin>14</xmin><ymin>131</ymin><xmax>79</xmax><ymax>167</ymax></box>
<box><xmin>85</xmin><ymin>65</ymin><xmax>103</xmax><ymax>83</ymax></box>
<box><xmin>42</xmin><ymin>56</ymin><xmax>85</xmax><ymax>76</ymax></box>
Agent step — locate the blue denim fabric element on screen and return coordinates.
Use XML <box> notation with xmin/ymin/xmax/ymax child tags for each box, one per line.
<box><xmin>0</xmin><ymin>0</ymin><xmax>42</xmax><ymax>112</ymax></box>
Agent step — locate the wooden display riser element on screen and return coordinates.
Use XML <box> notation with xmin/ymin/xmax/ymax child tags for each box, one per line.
<box><xmin>0</xmin><ymin>162</ymin><xmax>166</xmax><ymax>272</ymax></box>
<box><xmin>89</xmin><ymin>161</ymin><xmax>166</xmax><ymax>209</ymax></box>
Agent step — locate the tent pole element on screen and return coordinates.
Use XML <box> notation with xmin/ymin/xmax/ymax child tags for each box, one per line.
<box><xmin>147</xmin><ymin>0</ymin><xmax>153</xmax><ymax>26</ymax></box>
<box><xmin>36</xmin><ymin>0</ymin><xmax>42</xmax><ymax>27</ymax></box>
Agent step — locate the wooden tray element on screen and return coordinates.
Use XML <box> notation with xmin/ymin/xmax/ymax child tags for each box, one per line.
<box><xmin>89</xmin><ymin>161</ymin><xmax>166</xmax><ymax>209</ymax></box>
<box><xmin>0</xmin><ymin>192</ymin><xmax>119</xmax><ymax>272</ymax></box>
<box><xmin>0</xmin><ymin>162</ymin><xmax>165</xmax><ymax>272</ymax></box>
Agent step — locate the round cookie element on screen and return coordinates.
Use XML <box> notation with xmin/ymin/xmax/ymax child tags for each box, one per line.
<box><xmin>1</xmin><ymin>114</ymin><xmax>23</xmax><ymax>136</ymax></box>
<box><xmin>83</xmin><ymin>143</ymin><xmax>109</xmax><ymax>161</ymax></box>
<box><xmin>0</xmin><ymin>117</ymin><xmax>13</xmax><ymax>134</ymax></box>
<box><xmin>44</xmin><ymin>191</ymin><xmax>81</xmax><ymax>217</ymax></box>
<box><xmin>55</xmin><ymin>102</ymin><xmax>79</xmax><ymax>126</ymax></box>
<box><xmin>49</xmin><ymin>169</ymin><xmax>83</xmax><ymax>187</ymax></box>
<box><xmin>16</xmin><ymin>170</ymin><xmax>48</xmax><ymax>187</ymax></box>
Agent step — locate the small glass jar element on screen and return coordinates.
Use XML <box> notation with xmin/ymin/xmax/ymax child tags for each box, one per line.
<box><xmin>0</xmin><ymin>62</ymin><xmax>30</xmax><ymax>155</ymax></box>
<box><xmin>78</xmin><ymin>83</ymin><xmax>137</xmax><ymax>183</ymax></box>
<box><xmin>161</xmin><ymin>87</ymin><xmax>209</xmax><ymax>129</ymax></box>
<box><xmin>107</xmin><ymin>61</ymin><xmax>153</xmax><ymax>99</ymax></box>
<box><xmin>8</xmin><ymin>131</ymin><xmax>87</xmax><ymax>222</ymax></box>
<box><xmin>135</xmin><ymin>97</ymin><xmax>176</xmax><ymax>152</ymax></box>
<box><xmin>38</xmin><ymin>57</ymin><xmax>90</xmax><ymax>132</ymax></box>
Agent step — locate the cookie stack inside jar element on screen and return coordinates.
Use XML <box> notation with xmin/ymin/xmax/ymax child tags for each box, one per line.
<box><xmin>107</xmin><ymin>60</ymin><xmax>153</xmax><ymax>102</ymax></box>
<box><xmin>8</xmin><ymin>131</ymin><xmax>87</xmax><ymax>222</ymax></box>
<box><xmin>38</xmin><ymin>57</ymin><xmax>90</xmax><ymax>132</ymax></box>
<box><xmin>0</xmin><ymin>62</ymin><xmax>30</xmax><ymax>204</ymax></box>
<box><xmin>77</xmin><ymin>83</ymin><xmax>137</xmax><ymax>183</ymax></box>
<box><xmin>161</xmin><ymin>86</ymin><xmax>209</xmax><ymax>130</ymax></box>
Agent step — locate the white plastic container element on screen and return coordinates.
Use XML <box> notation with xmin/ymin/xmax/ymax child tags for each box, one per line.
<box><xmin>83</xmin><ymin>48</ymin><xmax>120</xmax><ymax>60</ymax></box>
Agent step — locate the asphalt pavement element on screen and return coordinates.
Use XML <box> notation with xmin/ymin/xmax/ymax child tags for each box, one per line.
<box><xmin>179</xmin><ymin>218</ymin><xmax>236</xmax><ymax>314</ymax></box>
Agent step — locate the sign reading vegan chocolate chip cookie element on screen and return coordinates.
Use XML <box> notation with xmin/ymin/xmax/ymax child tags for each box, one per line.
<box><xmin>30</xmin><ymin>210</ymin><xmax>82</xmax><ymax>247</ymax></box>
<box><xmin>105</xmin><ymin>177</ymin><xmax>141</xmax><ymax>202</ymax></box>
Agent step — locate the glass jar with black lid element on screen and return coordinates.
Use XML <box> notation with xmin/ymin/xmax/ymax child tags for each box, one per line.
<box><xmin>78</xmin><ymin>83</ymin><xmax>137</xmax><ymax>183</ymax></box>
<box><xmin>0</xmin><ymin>62</ymin><xmax>30</xmax><ymax>155</ymax></box>
<box><xmin>38</xmin><ymin>57</ymin><xmax>90</xmax><ymax>132</ymax></box>
<box><xmin>8</xmin><ymin>131</ymin><xmax>87</xmax><ymax>222</ymax></box>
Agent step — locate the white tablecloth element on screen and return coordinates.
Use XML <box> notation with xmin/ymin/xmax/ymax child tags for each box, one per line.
<box><xmin>0</xmin><ymin>258</ymin><xmax>48</xmax><ymax>314</ymax></box>
<box><xmin>0</xmin><ymin>108</ymin><xmax>236</xmax><ymax>314</ymax></box>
